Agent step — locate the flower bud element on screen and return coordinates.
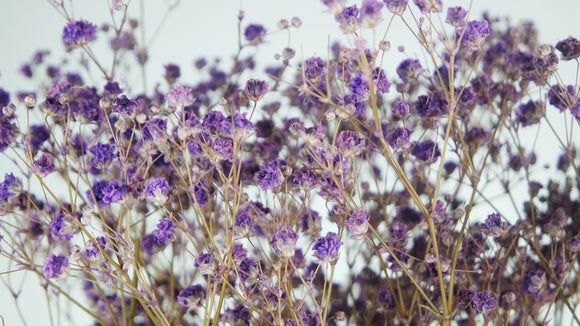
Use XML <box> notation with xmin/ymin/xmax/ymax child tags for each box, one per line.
<box><xmin>25</xmin><ymin>94</ymin><xmax>37</xmax><ymax>108</ymax></box>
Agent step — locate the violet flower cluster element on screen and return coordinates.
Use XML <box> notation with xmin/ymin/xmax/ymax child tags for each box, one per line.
<box><xmin>1</xmin><ymin>0</ymin><xmax>580</xmax><ymax>325</ymax></box>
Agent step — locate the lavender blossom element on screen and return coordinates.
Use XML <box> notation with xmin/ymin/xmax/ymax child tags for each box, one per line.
<box><xmin>177</xmin><ymin>284</ymin><xmax>206</xmax><ymax>311</ymax></box>
<box><xmin>43</xmin><ymin>254</ymin><xmax>69</xmax><ymax>279</ymax></box>
<box><xmin>62</xmin><ymin>20</ymin><xmax>97</xmax><ymax>48</ymax></box>
<box><xmin>256</xmin><ymin>161</ymin><xmax>283</xmax><ymax>190</ymax></box>
<box><xmin>272</xmin><ymin>225</ymin><xmax>299</xmax><ymax>258</ymax></box>
<box><xmin>312</xmin><ymin>232</ymin><xmax>342</xmax><ymax>264</ymax></box>
<box><xmin>345</xmin><ymin>209</ymin><xmax>370</xmax><ymax>239</ymax></box>
<box><xmin>32</xmin><ymin>154</ymin><xmax>55</xmax><ymax>177</ymax></box>
<box><xmin>460</xmin><ymin>20</ymin><xmax>492</xmax><ymax>53</ymax></box>
<box><xmin>245</xmin><ymin>24</ymin><xmax>267</xmax><ymax>44</ymax></box>
<box><xmin>244</xmin><ymin>79</ymin><xmax>269</xmax><ymax>101</ymax></box>
<box><xmin>555</xmin><ymin>36</ymin><xmax>580</xmax><ymax>60</ymax></box>
<box><xmin>384</xmin><ymin>0</ymin><xmax>408</xmax><ymax>15</ymax></box>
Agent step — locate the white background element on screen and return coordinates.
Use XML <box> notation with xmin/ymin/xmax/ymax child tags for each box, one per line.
<box><xmin>1</xmin><ymin>0</ymin><xmax>579</xmax><ymax>325</ymax></box>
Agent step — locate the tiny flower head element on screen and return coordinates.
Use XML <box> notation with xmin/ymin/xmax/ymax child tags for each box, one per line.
<box><xmin>336</xmin><ymin>130</ymin><xmax>366</xmax><ymax>157</ymax></box>
<box><xmin>481</xmin><ymin>213</ymin><xmax>510</xmax><ymax>237</ymax></box>
<box><xmin>304</xmin><ymin>57</ymin><xmax>327</xmax><ymax>80</ymax></box>
<box><xmin>43</xmin><ymin>254</ymin><xmax>69</xmax><ymax>279</ymax></box>
<box><xmin>313</xmin><ymin>232</ymin><xmax>342</xmax><ymax>264</ymax></box>
<box><xmin>165</xmin><ymin>86</ymin><xmax>195</xmax><ymax>111</ymax></box>
<box><xmin>145</xmin><ymin>178</ymin><xmax>170</xmax><ymax>204</ymax></box>
<box><xmin>445</xmin><ymin>6</ymin><xmax>467</xmax><ymax>27</ymax></box>
<box><xmin>413</xmin><ymin>0</ymin><xmax>442</xmax><ymax>14</ymax></box>
<box><xmin>384</xmin><ymin>0</ymin><xmax>408</xmax><ymax>15</ymax></box>
<box><xmin>460</xmin><ymin>20</ymin><xmax>492</xmax><ymax>53</ymax></box>
<box><xmin>473</xmin><ymin>291</ymin><xmax>497</xmax><ymax>315</ymax></box>
<box><xmin>411</xmin><ymin>140</ymin><xmax>440</xmax><ymax>163</ymax></box>
<box><xmin>555</xmin><ymin>36</ymin><xmax>580</xmax><ymax>61</ymax></box>
<box><xmin>62</xmin><ymin>20</ymin><xmax>97</xmax><ymax>49</ymax></box>
<box><xmin>89</xmin><ymin>143</ymin><xmax>117</xmax><ymax>168</ymax></box>
<box><xmin>51</xmin><ymin>212</ymin><xmax>79</xmax><ymax>241</ymax></box>
<box><xmin>244</xmin><ymin>79</ymin><xmax>269</xmax><ymax>102</ymax></box>
<box><xmin>522</xmin><ymin>270</ymin><xmax>546</xmax><ymax>300</ymax></box>
<box><xmin>32</xmin><ymin>153</ymin><xmax>56</xmax><ymax>177</ymax></box>
<box><xmin>272</xmin><ymin>225</ymin><xmax>299</xmax><ymax>258</ymax></box>
<box><xmin>245</xmin><ymin>24</ymin><xmax>267</xmax><ymax>44</ymax></box>
<box><xmin>194</xmin><ymin>252</ymin><xmax>218</xmax><ymax>274</ymax></box>
<box><xmin>358</xmin><ymin>0</ymin><xmax>384</xmax><ymax>28</ymax></box>
<box><xmin>177</xmin><ymin>284</ymin><xmax>206</xmax><ymax>311</ymax></box>
<box><xmin>345</xmin><ymin>209</ymin><xmax>370</xmax><ymax>239</ymax></box>
<box><xmin>256</xmin><ymin>161</ymin><xmax>283</xmax><ymax>190</ymax></box>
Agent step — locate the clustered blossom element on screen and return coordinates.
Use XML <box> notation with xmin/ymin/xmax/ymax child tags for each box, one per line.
<box><xmin>460</xmin><ymin>20</ymin><xmax>492</xmax><ymax>53</ymax></box>
<box><xmin>62</xmin><ymin>20</ymin><xmax>97</xmax><ymax>48</ymax></box>
<box><xmin>244</xmin><ymin>79</ymin><xmax>269</xmax><ymax>101</ymax></box>
<box><xmin>312</xmin><ymin>232</ymin><xmax>342</xmax><ymax>264</ymax></box>
<box><xmin>345</xmin><ymin>209</ymin><xmax>370</xmax><ymax>239</ymax></box>
<box><xmin>43</xmin><ymin>254</ymin><xmax>69</xmax><ymax>279</ymax></box>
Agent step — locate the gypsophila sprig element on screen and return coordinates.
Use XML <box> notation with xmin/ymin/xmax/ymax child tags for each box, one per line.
<box><xmin>1</xmin><ymin>0</ymin><xmax>580</xmax><ymax>325</ymax></box>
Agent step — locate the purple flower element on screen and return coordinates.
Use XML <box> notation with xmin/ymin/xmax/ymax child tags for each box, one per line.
<box><xmin>202</xmin><ymin>111</ymin><xmax>232</xmax><ymax>135</ymax></box>
<box><xmin>142</xmin><ymin>118</ymin><xmax>167</xmax><ymax>144</ymax></box>
<box><xmin>358</xmin><ymin>0</ymin><xmax>384</xmax><ymax>27</ymax></box>
<box><xmin>165</xmin><ymin>86</ymin><xmax>195</xmax><ymax>110</ymax></box>
<box><xmin>313</xmin><ymin>232</ymin><xmax>342</xmax><ymax>264</ymax></box>
<box><xmin>377</xmin><ymin>285</ymin><xmax>395</xmax><ymax>307</ymax></box>
<box><xmin>231</xmin><ymin>213</ymin><xmax>253</xmax><ymax>238</ymax></box>
<box><xmin>304</xmin><ymin>57</ymin><xmax>327</xmax><ymax>80</ymax></box>
<box><xmin>272</xmin><ymin>225</ymin><xmax>299</xmax><ymax>258</ymax></box>
<box><xmin>345</xmin><ymin>209</ymin><xmax>370</xmax><ymax>239</ymax></box>
<box><xmin>522</xmin><ymin>270</ymin><xmax>546</xmax><ymax>300</ymax></box>
<box><xmin>101</xmin><ymin>179</ymin><xmax>127</xmax><ymax>204</ymax></box>
<box><xmin>245</xmin><ymin>24</ymin><xmax>267</xmax><ymax>43</ymax></box>
<box><xmin>145</xmin><ymin>178</ymin><xmax>170</xmax><ymax>203</ymax></box>
<box><xmin>193</xmin><ymin>178</ymin><xmax>211</xmax><ymax>206</ymax></box>
<box><xmin>391</xmin><ymin>101</ymin><xmax>411</xmax><ymax>119</ymax></box>
<box><xmin>51</xmin><ymin>212</ymin><xmax>78</xmax><ymax>241</ymax></box>
<box><xmin>0</xmin><ymin>173</ymin><xmax>16</xmax><ymax>201</ymax></box>
<box><xmin>256</xmin><ymin>161</ymin><xmax>282</xmax><ymax>190</ymax></box>
<box><xmin>164</xmin><ymin>63</ymin><xmax>181</xmax><ymax>84</ymax></box>
<box><xmin>473</xmin><ymin>291</ymin><xmax>497</xmax><ymax>314</ymax></box>
<box><xmin>194</xmin><ymin>252</ymin><xmax>217</xmax><ymax>274</ymax></box>
<box><xmin>244</xmin><ymin>79</ymin><xmax>269</xmax><ymax>101</ymax></box>
<box><xmin>32</xmin><ymin>154</ymin><xmax>56</xmax><ymax>177</ymax></box>
<box><xmin>389</xmin><ymin>221</ymin><xmax>408</xmax><ymax>245</ymax></box>
<box><xmin>396</xmin><ymin>59</ymin><xmax>423</xmax><ymax>82</ymax></box>
<box><xmin>481</xmin><ymin>213</ymin><xmax>510</xmax><ymax>237</ymax></box>
<box><xmin>445</xmin><ymin>6</ymin><xmax>467</xmax><ymax>27</ymax></box>
<box><xmin>335</xmin><ymin>5</ymin><xmax>359</xmax><ymax>26</ymax></box>
<box><xmin>384</xmin><ymin>0</ymin><xmax>408</xmax><ymax>15</ymax></box>
<box><xmin>386</xmin><ymin>126</ymin><xmax>413</xmax><ymax>149</ymax></box>
<box><xmin>154</xmin><ymin>218</ymin><xmax>177</xmax><ymax>246</ymax></box>
<box><xmin>86</xmin><ymin>236</ymin><xmax>106</xmax><ymax>258</ymax></box>
<box><xmin>415</xmin><ymin>94</ymin><xmax>444</xmax><ymax>118</ymax></box>
<box><xmin>515</xmin><ymin>100</ymin><xmax>544</xmax><ymax>126</ymax></box>
<box><xmin>349</xmin><ymin>72</ymin><xmax>369</xmax><ymax>100</ymax></box>
<box><xmin>104</xmin><ymin>81</ymin><xmax>123</xmax><ymax>95</ymax></box>
<box><xmin>548</xmin><ymin>84</ymin><xmax>576</xmax><ymax>112</ymax></box>
<box><xmin>212</xmin><ymin>137</ymin><xmax>234</xmax><ymax>160</ymax></box>
<box><xmin>372</xmin><ymin>67</ymin><xmax>391</xmax><ymax>93</ymax></box>
<box><xmin>89</xmin><ymin>143</ymin><xmax>116</xmax><ymax>168</ymax></box>
<box><xmin>411</xmin><ymin>140</ymin><xmax>440</xmax><ymax>163</ymax></box>
<box><xmin>456</xmin><ymin>288</ymin><xmax>476</xmax><ymax>316</ymax></box>
<box><xmin>336</xmin><ymin>130</ymin><xmax>366</xmax><ymax>157</ymax></box>
<box><xmin>555</xmin><ymin>36</ymin><xmax>580</xmax><ymax>60</ymax></box>
<box><xmin>62</xmin><ymin>20</ymin><xmax>97</xmax><ymax>48</ymax></box>
<box><xmin>177</xmin><ymin>284</ymin><xmax>206</xmax><ymax>311</ymax></box>
<box><xmin>43</xmin><ymin>254</ymin><xmax>69</xmax><ymax>279</ymax></box>
<box><xmin>460</xmin><ymin>20</ymin><xmax>492</xmax><ymax>53</ymax></box>
<box><xmin>413</xmin><ymin>0</ymin><xmax>442</xmax><ymax>14</ymax></box>
<box><xmin>465</xmin><ymin>126</ymin><xmax>490</xmax><ymax>147</ymax></box>
<box><xmin>111</xmin><ymin>95</ymin><xmax>142</xmax><ymax>116</ymax></box>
